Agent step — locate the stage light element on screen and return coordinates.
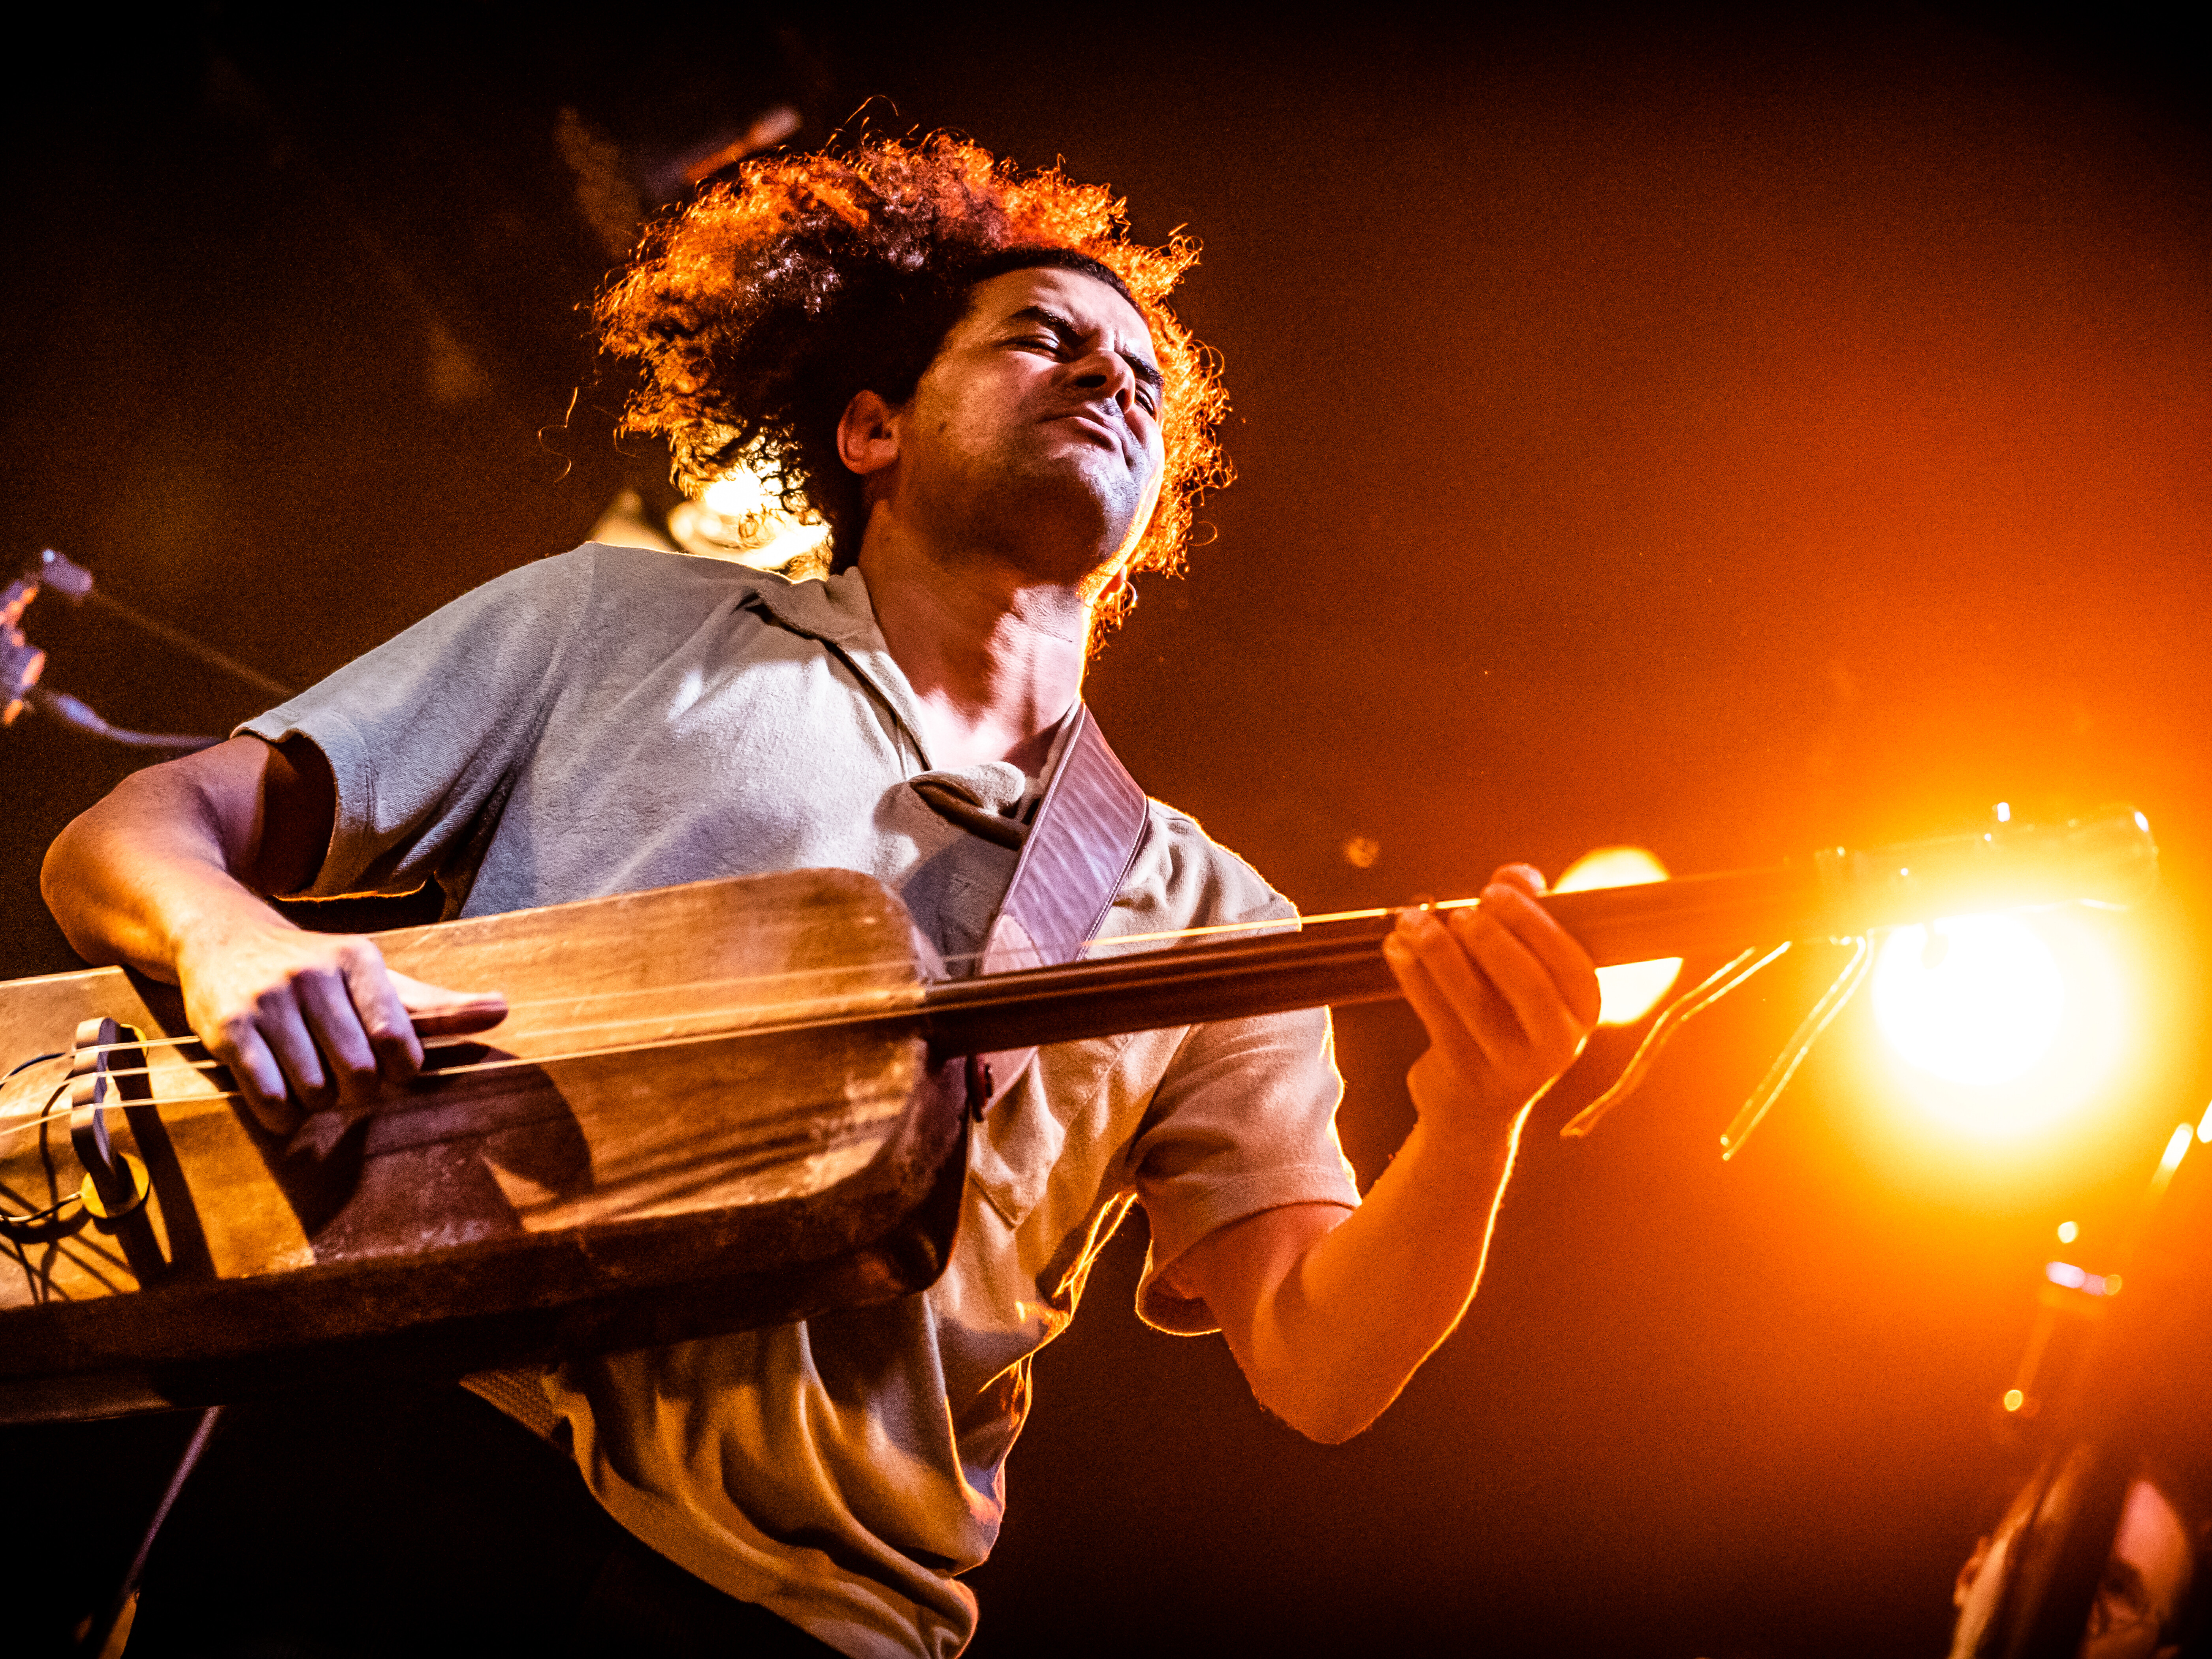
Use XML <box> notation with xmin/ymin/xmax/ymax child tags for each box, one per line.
<box><xmin>1864</xmin><ymin>907</ymin><xmax>2127</xmax><ymax>1143</ymax></box>
<box><xmin>2003</xmin><ymin>1388</ymin><xmax>2024</xmax><ymax>1412</ymax></box>
<box><xmin>2056</xmin><ymin>1220</ymin><xmax>2077</xmax><ymax>1243</ymax></box>
<box><xmin>1554</xmin><ymin>847</ymin><xmax>1683</xmax><ymax>1026</ymax></box>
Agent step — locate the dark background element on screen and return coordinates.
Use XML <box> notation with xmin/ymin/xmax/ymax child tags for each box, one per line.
<box><xmin>3</xmin><ymin>7</ymin><xmax>2207</xmax><ymax>1653</ymax></box>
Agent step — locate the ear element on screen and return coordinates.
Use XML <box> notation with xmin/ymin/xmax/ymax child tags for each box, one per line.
<box><xmin>837</xmin><ymin>389</ymin><xmax>901</xmax><ymax>480</ymax></box>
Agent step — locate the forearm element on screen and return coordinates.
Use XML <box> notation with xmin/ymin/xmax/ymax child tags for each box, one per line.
<box><xmin>1245</xmin><ymin>1106</ymin><xmax>1530</xmax><ymax>1443</ymax></box>
<box><xmin>42</xmin><ymin>754</ymin><xmax>288</xmax><ymax>981</ymax></box>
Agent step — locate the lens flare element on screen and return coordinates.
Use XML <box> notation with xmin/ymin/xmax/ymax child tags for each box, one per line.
<box><xmin>1555</xmin><ymin>847</ymin><xmax>1682</xmax><ymax>1026</ymax></box>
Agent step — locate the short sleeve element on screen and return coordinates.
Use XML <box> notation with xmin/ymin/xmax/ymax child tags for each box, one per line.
<box><xmin>235</xmin><ymin>547</ymin><xmax>598</xmax><ymax>898</ymax></box>
<box><xmin>1129</xmin><ymin>1000</ymin><xmax>1359</xmax><ymax>1334</ymax></box>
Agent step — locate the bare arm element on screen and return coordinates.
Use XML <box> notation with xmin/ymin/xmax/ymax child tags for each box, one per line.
<box><xmin>41</xmin><ymin>735</ymin><xmax>503</xmax><ymax>1129</ymax></box>
<box><xmin>1164</xmin><ymin>865</ymin><xmax>1597</xmax><ymax>1444</ymax></box>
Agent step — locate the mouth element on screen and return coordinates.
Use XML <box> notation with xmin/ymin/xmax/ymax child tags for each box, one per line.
<box><xmin>1050</xmin><ymin>410</ymin><xmax>1125</xmax><ymax>454</ymax></box>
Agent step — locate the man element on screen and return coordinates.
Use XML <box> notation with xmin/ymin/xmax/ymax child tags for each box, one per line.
<box><xmin>43</xmin><ymin>137</ymin><xmax>1598</xmax><ymax>1655</ymax></box>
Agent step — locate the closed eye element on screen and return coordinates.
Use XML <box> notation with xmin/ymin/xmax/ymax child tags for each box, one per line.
<box><xmin>1003</xmin><ymin>305</ymin><xmax>1163</xmax><ymax>415</ymax></box>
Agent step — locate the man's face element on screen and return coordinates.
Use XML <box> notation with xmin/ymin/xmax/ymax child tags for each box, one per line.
<box><xmin>887</xmin><ymin>266</ymin><xmax>1166</xmax><ymax>585</ymax></box>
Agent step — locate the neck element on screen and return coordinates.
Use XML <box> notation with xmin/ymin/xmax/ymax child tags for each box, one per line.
<box><xmin>856</xmin><ymin>510</ymin><xmax>1096</xmax><ymax>775</ymax></box>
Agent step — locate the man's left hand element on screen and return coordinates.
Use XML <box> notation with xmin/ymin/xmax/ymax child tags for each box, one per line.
<box><xmin>1382</xmin><ymin>863</ymin><xmax>1601</xmax><ymax>1139</ymax></box>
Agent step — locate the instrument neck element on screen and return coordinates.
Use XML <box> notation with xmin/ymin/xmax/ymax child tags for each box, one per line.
<box><xmin>919</xmin><ymin>863</ymin><xmax>1819</xmax><ymax>1056</ymax></box>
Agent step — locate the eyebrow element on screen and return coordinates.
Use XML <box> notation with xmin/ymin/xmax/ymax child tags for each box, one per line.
<box><xmin>1007</xmin><ymin>304</ymin><xmax>1163</xmax><ymax>390</ymax></box>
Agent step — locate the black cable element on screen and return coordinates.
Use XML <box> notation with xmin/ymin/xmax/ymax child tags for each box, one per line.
<box><xmin>86</xmin><ymin>589</ymin><xmax>295</xmax><ymax>701</ymax></box>
<box><xmin>0</xmin><ymin>1078</ymin><xmax>87</xmax><ymax>1243</ymax></box>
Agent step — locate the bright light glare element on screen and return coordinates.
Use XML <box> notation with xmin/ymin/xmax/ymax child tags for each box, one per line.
<box><xmin>2159</xmin><ymin>1123</ymin><xmax>2192</xmax><ymax>1173</ymax></box>
<box><xmin>2046</xmin><ymin>1261</ymin><xmax>2114</xmax><ymax>1296</ymax></box>
<box><xmin>675</xmin><ymin>466</ymin><xmax>833</xmax><ymax>572</ymax></box>
<box><xmin>1554</xmin><ymin>846</ymin><xmax>1682</xmax><ymax>1026</ymax></box>
<box><xmin>2002</xmin><ymin>1388</ymin><xmax>2024</xmax><ymax>1412</ymax></box>
<box><xmin>1866</xmin><ymin>909</ymin><xmax>2127</xmax><ymax>1144</ymax></box>
<box><xmin>2149</xmin><ymin>1122</ymin><xmax>2194</xmax><ymax>1204</ymax></box>
<box><xmin>700</xmin><ymin>474</ymin><xmax>768</xmax><ymax>516</ymax></box>
<box><xmin>2198</xmin><ymin>1100</ymin><xmax>2211</xmax><ymax>1144</ymax></box>
<box><xmin>1873</xmin><ymin>917</ymin><xmax>2063</xmax><ymax>1087</ymax></box>
<box><xmin>2056</xmin><ymin>1220</ymin><xmax>2078</xmax><ymax>1244</ymax></box>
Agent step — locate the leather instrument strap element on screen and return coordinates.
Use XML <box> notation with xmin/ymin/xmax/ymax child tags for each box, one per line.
<box><xmin>966</xmin><ymin>704</ymin><xmax>1150</xmax><ymax>1112</ymax></box>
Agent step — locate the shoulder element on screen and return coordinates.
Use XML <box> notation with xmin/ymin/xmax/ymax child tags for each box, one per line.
<box><xmin>490</xmin><ymin>542</ymin><xmax>821</xmax><ymax>606</ymax></box>
<box><xmin>1111</xmin><ymin>797</ymin><xmax>1298</xmax><ymax>938</ymax></box>
<box><xmin>552</xmin><ymin>542</ymin><xmax>753</xmax><ymax>609</ymax></box>
<box><xmin>559</xmin><ymin>546</ymin><xmax>882</xmax><ymax>648</ymax></box>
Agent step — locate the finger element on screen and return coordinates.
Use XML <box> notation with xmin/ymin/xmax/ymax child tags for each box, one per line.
<box><xmin>293</xmin><ymin>965</ymin><xmax>385</xmax><ymax>1111</ymax></box>
<box><xmin>207</xmin><ymin>1019</ymin><xmax>301</xmax><ymax>1134</ymax></box>
<box><xmin>1389</xmin><ymin>902</ymin><xmax>1531</xmax><ymax>1070</ymax></box>
<box><xmin>1382</xmin><ymin>924</ymin><xmax>1492</xmax><ymax>1083</ymax></box>
<box><xmin>1470</xmin><ymin>883</ymin><xmax>1602</xmax><ymax>1031</ymax></box>
<box><xmin>1450</xmin><ymin>906</ymin><xmax>1592</xmax><ymax>1069</ymax></box>
<box><xmin>393</xmin><ymin>972</ymin><xmax>508</xmax><ymax>1039</ymax></box>
<box><xmin>1488</xmin><ymin>862</ymin><xmax>1549</xmax><ymax>898</ymax></box>
<box><xmin>254</xmin><ymin>990</ymin><xmax>334</xmax><ymax>1116</ymax></box>
<box><xmin>341</xmin><ymin>945</ymin><xmax>425</xmax><ymax>1084</ymax></box>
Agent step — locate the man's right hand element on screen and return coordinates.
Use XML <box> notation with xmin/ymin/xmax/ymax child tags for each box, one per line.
<box><xmin>176</xmin><ymin>915</ymin><xmax>505</xmax><ymax>1131</ymax></box>
<box><xmin>43</xmin><ymin>732</ymin><xmax>504</xmax><ymax>1133</ymax></box>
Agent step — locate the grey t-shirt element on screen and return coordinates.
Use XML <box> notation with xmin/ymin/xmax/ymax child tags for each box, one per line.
<box><xmin>242</xmin><ymin>544</ymin><xmax>1357</xmax><ymax>1658</ymax></box>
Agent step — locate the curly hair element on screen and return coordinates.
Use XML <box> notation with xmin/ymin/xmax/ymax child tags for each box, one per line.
<box><xmin>595</xmin><ymin>135</ymin><xmax>1229</xmax><ymax>629</ymax></box>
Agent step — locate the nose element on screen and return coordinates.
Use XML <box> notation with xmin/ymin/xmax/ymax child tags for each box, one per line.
<box><xmin>1067</xmin><ymin>348</ymin><xmax>1138</xmax><ymax>415</ymax></box>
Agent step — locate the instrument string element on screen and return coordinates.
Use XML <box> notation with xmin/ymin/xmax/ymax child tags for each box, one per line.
<box><xmin>67</xmin><ymin>899</ymin><xmax>1395</xmax><ymax>1063</ymax></box>
<box><xmin>0</xmin><ymin>1002</ymin><xmax>955</xmax><ymax>1129</ymax></box>
<box><xmin>8</xmin><ymin>920</ymin><xmax>1289</xmax><ymax>1079</ymax></box>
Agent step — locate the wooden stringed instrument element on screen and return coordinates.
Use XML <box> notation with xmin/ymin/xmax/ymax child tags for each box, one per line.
<box><xmin>0</xmin><ymin>808</ymin><xmax>2156</xmax><ymax>1423</ymax></box>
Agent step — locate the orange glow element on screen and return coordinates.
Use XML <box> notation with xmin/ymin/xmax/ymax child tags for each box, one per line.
<box><xmin>2199</xmin><ymin>1101</ymin><xmax>2212</xmax><ymax>1143</ymax></box>
<box><xmin>2056</xmin><ymin>1220</ymin><xmax>2077</xmax><ymax>1244</ymax></box>
<box><xmin>1554</xmin><ymin>847</ymin><xmax>1683</xmax><ymax>1026</ymax></box>
<box><xmin>2002</xmin><ymin>1388</ymin><xmax>2024</xmax><ymax>1412</ymax></box>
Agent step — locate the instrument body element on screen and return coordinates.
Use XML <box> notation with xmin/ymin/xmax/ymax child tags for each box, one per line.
<box><xmin>0</xmin><ymin>869</ymin><xmax>966</xmax><ymax>1422</ymax></box>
